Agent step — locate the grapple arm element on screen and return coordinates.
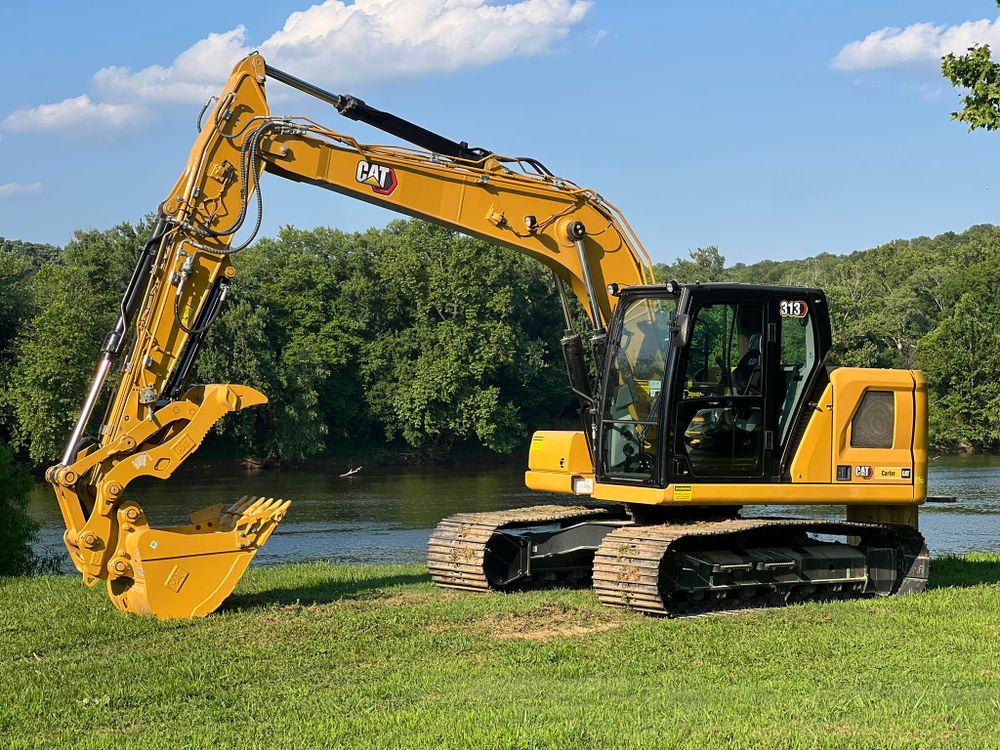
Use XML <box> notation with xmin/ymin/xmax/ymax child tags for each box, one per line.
<box><xmin>46</xmin><ymin>56</ymin><xmax>287</xmax><ymax>619</ymax></box>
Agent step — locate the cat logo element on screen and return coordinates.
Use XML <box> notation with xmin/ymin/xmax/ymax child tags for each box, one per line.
<box><xmin>855</xmin><ymin>465</ymin><xmax>873</xmax><ymax>480</ymax></box>
<box><xmin>355</xmin><ymin>161</ymin><xmax>398</xmax><ymax>195</ymax></box>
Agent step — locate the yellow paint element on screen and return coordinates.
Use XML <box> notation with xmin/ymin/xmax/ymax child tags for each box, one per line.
<box><xmin>525</xmin><ymin>431</ymin><xmax>594</xmax><ymax>495</ymax></box>
<box><xmin>527</xmin><ymin>431</ymin><xmax>593</xmax><ymax>473</ymax></box>
<box><xmin>830</xmin><ymin>368</ymin><xmax>915</xmax><ymax>484</ymax></box>
<box><xmin>525</xmin><ymin>471</ymin><xmax>574</xmax><ymax>494</ymax></box>
<box><xmin>789</xmin><ymin>383</ymin><xmax>833</xmax><ymax>483</ymax></box>
<box><xmin>911</xmin><ymin>370</ymin><xmax>929</xmax><ymax>502</ymax></box>
<box><xmin>591</xmin><ymin>480</ymin><xmax>918</xmax><ymax>506</ymax></box>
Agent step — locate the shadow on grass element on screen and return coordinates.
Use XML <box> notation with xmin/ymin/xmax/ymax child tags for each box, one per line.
<box><xmin>222</xmin><ymin>555</ymin><xmax>997</xmax><ymax>612</ymax></box>
<box><xmin>223</xmin><ymin>570</ymin><xmax>431</xmax><ymax>611</ymax></box>
<box><xmin>928</xmin><ymin>555</ymin><xmax>1000</xmax><ymax>590</ymax></box>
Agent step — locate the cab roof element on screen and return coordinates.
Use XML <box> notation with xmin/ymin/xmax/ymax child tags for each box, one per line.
<box><xmin>622</xmin><ymin>282</ymin><xmax>827</xmax><ymax>299</ymax></box>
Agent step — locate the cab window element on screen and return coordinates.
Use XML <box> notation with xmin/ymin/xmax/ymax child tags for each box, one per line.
<box><xmin>601</xmin><ymin>297</ymin><xmax>676</xmax><ymax>481</ymax></box>
<box><xmin>682</xmin><ymin>302</ymin><xmax>764</xmax><ymax>399</ymax></box>
<box><xmin>778</xmin><ymin>301</ymin><xmax>817</xmax><ymax>442</ymax></box>
<box><xmin>676</xmin><ymin>302</ymin><xmax>765</xmax><ymax>479</ymax></box>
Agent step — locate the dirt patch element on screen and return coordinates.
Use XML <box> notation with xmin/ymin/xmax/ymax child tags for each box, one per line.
<box><xmin>482</xmin><ymin>604</ymin><xmax>627</xmax><ymax>641</ymax></box>
<box><xmin>495</xmin><ymin>621</ymin><xmax>622</xmax><ymax>641</ymax></box>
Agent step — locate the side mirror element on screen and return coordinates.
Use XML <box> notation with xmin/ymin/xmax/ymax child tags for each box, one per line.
<box><xmin>670</xmin><ymin>313</ymin><xmax>690</xmax><ymax>348</ymax></box>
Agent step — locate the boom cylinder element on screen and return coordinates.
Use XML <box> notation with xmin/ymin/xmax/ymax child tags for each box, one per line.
<box><xmin>568</xmin><ymin>221</ymin><xmax>604</xmax><ymax>330</ymax></box>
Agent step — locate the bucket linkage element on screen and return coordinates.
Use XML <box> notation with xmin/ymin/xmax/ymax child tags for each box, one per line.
<box><xmin>48</xmin><ymin>384</ymin><xmax>288</xmax><ymax>620</ymax></box>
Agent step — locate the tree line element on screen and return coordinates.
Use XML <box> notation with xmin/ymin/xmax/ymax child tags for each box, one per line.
<box><xmin>0</xmin><ymin>219</ymin><xmax>571</xmax><ymax>467</ymax></box>
<box><xmin>2</xmin><ymin>217</ymin><xmax>998</xmax><ymax>467</ymax></box>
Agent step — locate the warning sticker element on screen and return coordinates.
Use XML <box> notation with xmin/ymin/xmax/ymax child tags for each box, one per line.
<box><xmin>674</xmin><ymin>485</ymin><xmax>693</xmax><ymax>501</ymax></box>
<box><xmin>530</xmin><ymin>434</ymin><xmax>544</xmax><ymax>451</ymax></box>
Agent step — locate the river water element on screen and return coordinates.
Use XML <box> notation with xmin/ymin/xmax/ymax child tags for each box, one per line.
<box><xmin>28</xmin><ymin>455</ymin><xmax>1000</xmax><ymax>570</ymax></box>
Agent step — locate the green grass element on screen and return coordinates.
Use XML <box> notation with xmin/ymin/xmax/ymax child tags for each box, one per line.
<box><xmin>1</xmin><ymin>556</ymin><xmax>999</xmax><ymax>750</ymax></box>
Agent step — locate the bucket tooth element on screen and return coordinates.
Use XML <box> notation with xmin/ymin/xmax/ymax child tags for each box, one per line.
<box><xmin>106</xmin><ymin>496</ymin><xmax>289</xmax><ymax>620</ymax></box>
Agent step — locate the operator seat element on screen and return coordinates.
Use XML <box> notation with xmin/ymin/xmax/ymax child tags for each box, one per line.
<box><xmin>732</xmin><ymin>333</ymin><xmax>762</xmax><ymax>395</ymax></box>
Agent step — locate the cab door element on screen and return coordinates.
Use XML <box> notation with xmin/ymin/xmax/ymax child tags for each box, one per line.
<box><xmin>669</xmin><ymin>294</ymin><xmax>774</xmax><ymax>483</ymax></box>
<box><xmin>598</xmin><ymin>294</ymin><xmax>676</xmax><ymax>485</ymax></box>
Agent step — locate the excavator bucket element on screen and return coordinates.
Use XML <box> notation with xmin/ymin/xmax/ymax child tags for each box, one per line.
<box><xmin>49</xmin><ymin>383</ymin><xmax>290</xmax><ymax>620</ymax></box>
<box><xmin>107</xmin><ymin>496</ymin><xmax>289</xmax><ymax>619</ymax></box>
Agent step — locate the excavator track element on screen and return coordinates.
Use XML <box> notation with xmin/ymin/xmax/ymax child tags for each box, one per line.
<box><xmin>428</xmin><ymin>505</ymin><xmax>624</xmax><ymax>591</ymax></box>
<box><xmin>593</xmin><ymin>517</ymin><xmax>929</xmax><ymax>616</ymax></box>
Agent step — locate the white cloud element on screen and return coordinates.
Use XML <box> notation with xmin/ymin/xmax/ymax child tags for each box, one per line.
<box><xmin>4</xmin><ymin>0</ymin><xmax>590</xmax><ymax>135</ymax></box>
<box><xmin>833</xmin><ymin>17</ymin><xmax>1000</xmax><ymax>71</ymax></box>
<box><xmin>3</xmin><ymin>95</ymin><xmax>145</xmax><ymax>134</ymax></box>
<box><xmin>0</xmin><ymin>182</ymin><xmax>43</xmax><ymax>199</ymax></box>
<box><xmin>259</xmin><ymin>0</ymin><xmax>591</xmax><ymax>86</ymax></box>
<box><xmin>93</xmin><ymin>27</ymin><xmax>252</xmax><ymax>104</ymax></box>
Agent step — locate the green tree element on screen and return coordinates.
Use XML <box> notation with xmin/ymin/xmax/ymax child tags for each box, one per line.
<box><xmin>358</xmin><ymin>221</ymin><xmax>567</xmax><ymax>455</ymax></box>
<box><xmin>0</xmin><ymin>237</ymin><xmax>60</xmax><ymax>269</ymax></box>
<box><xmin>3</xmin><ymin>221</ymin><xmax>150</xmax><ymax>463</ymax></box>
<box><xmin>918</xmin><ymin>293</ymin><xmax>1000</xmax><ymax>449</ymax></box>
<box><xmin>0</xmin><ymin>252</ymin><xmax>36</xmax><ymax>374</ymax></box>
<box><xmin>655</xmin><ymin>246</ymin><xmax>726</xmax><ymax>283</ymax></box>
<box><xmin>0</xmin><ymin>441</ymin><xmax>37</xmax><ymax>576</ymax></box>
<box><xmin>198</xmin><ymin>226</ymin><xmax>366</xmax><ymax>460</ymax></box>
<box><xmin>942</xmin><ymin>15</ymin><xmax>1000</xmax><ymax>132</ymax></box>
<box><xmin>0</xmin><ymin>239</ymin><xmax>55</xmax><ymax>420</ymax></box>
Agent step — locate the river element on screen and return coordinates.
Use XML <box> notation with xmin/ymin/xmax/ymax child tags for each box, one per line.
<box><xmin>27</xmin><ymin>455</ymin><xmax>1000</xmax><ymax>571</ymax></box>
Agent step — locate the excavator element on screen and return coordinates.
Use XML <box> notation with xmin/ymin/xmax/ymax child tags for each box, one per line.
<box><xmin>47</xmin><ymin>53</ymin><xmax>929</xmax><ymax>619</ymax></box>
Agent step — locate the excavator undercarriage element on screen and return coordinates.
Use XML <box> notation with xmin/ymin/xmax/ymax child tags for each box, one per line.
<box><xmin>429</xmin><ymin>508</ymin><xmax>929</xmax><ymax>616</ymax></box>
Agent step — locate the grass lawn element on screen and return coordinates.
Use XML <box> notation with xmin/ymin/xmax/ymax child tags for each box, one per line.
<box><xmin>1</xmin><ymin>555</ymin><xmax>999</xmax><ymax>749</ymax></box>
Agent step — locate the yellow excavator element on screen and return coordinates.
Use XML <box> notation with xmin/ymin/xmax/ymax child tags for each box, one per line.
<box><xmin>47</xmin><ymin>54</ymin><xmax>929</xmax><ymax>619</ymax></box>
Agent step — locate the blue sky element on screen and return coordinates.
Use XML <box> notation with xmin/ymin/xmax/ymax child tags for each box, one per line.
<box><xmin>1</xmin><ymin>0</ymin><xmax>999</xmax><ymax>265</ymax></box>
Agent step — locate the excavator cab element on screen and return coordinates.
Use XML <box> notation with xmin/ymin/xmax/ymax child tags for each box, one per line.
<box><xmin>597</xmin><ymin>283</ymin><xmax>830</xmax><ymax>490</ymax></box>
<box><xmin>495</xmin><ymin>282</ymin><xmax>928</xmax><ymax>614</ymax></box>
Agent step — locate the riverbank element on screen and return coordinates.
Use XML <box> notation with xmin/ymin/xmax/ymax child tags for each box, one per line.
<box><xmin>2</xmin><ymin>556</ymin><xmax>998</xmax><ymax>749</ymax></box>
<box><xmin>27</xmin><ymin>457</ymin><xmax>1000</xmax><ymax>573</ymax></box>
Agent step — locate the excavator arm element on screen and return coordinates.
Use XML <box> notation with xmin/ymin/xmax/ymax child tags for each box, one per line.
<box><xmin>46</xmin><ymin>53</ymin><xmax>653</xmax><ymax>619</ymax></box>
